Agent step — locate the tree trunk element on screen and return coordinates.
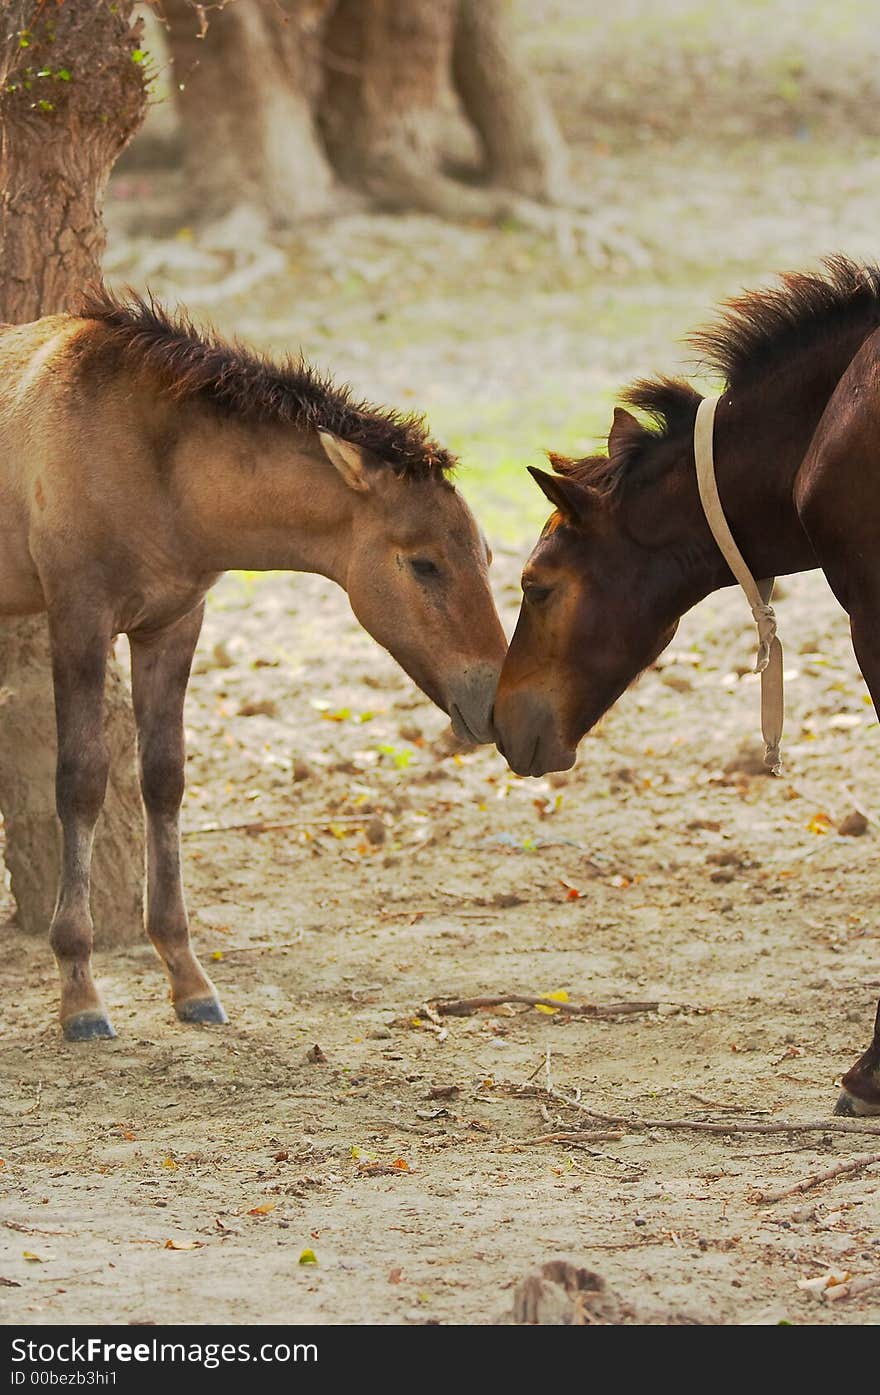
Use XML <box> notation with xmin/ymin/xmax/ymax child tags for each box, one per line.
<box><xmin>163</xmin><ymin>0</ymin><xmax>335</xmax><ymax>228</ymax></box>
<box><xmin>452</xmin><ymin>0</ymin><xmax>570</xmax><ymax>203</ymax></box>
<box><xmin>0</xmin><ymin>0</ymin><xmax>147</xmax><ymax>947</ymax></box>
<box><xmin>320</xmin><ymin>0</ymin><xmax>488</xmax><ymax>217</ymax></box>
<box><xmin>320</xmin><ymin>0</ymin><xmax>571</xmax><ymax>223</ymax></box>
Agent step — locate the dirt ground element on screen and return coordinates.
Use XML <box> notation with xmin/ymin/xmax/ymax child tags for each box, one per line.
<box><xmin>3</xmin><ymin>2</ymin><xmax>880</xmax><ymax>1328</ymax></box>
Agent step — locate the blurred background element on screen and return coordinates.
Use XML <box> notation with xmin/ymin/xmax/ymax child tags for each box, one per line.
<box><xmin>113</xmin><ymin>0</ymin><xmax>880</xmax><ymax>545</ymax></box>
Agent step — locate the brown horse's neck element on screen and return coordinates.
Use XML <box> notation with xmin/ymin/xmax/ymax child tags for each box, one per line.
<box><xmin>174</xmin><ymin>416</ymin><xmax>355</xmax><ymax>586</ymax></box>
<box><xmin>639</xmin><ymin>321</ymin><xmax>880</xmax><ymax>616</ymax></box>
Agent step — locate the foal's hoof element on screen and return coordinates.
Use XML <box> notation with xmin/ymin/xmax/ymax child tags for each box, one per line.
<box><xmin>176</xmin><ymin>996</ymin><xmax>228</xmax><ymax>1026</ymax></box>
<box><xmin>834</xmin><ymin>1087</ymin><xmax>880</xmax><ymax>1117</ymax></box>
<box><xmin>63</xmin><ymin>1010</ymin><xmax>116</xmax><ymax>1042</ymax></box>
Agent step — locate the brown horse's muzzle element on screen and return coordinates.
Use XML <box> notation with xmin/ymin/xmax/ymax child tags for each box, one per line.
<box><xmin>447</xmin><ymin>662</ymin><xmax>501</xmax><ymax>746</ymax></box>
<box><xmin>492</xmin><ymin>689</ymin><xmax>576</xmax><ymax>777</ymax></box>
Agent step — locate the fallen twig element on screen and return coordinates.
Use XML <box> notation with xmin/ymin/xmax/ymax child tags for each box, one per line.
<box><xmin>183</xmin><ymin>815</ymin><xmax>369</xmax><ymax>838</ymax></box>
<box><xmin>825</xmin><ymin>1271</ymin><xmax>880</xmax><ymax>1302</ymax></box>
<box><xmin>522</xmin><ymin>1130</ymin><xmax>626</xmax><ymax>1146</ymax></box>
<box><xmin>753</xmin><ymin>1151</ymin><xmax>880</xmax><ymax>1204</ymax></box>
<box><xmin>432</xmin><ymin>994</ymin><xmax>692</xmax><ymax>1019</ymax></box>
<box><xmin>508</xmin><ymin>1081</ymin><xmax>880</xmax><ymax>1139</ymax></box>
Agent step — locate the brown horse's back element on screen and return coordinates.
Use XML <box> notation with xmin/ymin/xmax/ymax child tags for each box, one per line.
<box><xmin>794</xmin><ymin>325</ymin><xmax>880</xmax><ymax>602</ymax></box>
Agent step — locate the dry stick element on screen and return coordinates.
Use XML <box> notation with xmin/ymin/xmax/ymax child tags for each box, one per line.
<box><xmin>532</xmin><ymin>1084</ymin><xmax>880</xmax><ymax>1139</ymax></box>
<box><xmin>523</xmin><ymin>1130</ymin><xmax>625</xmax><ymax>1145</ymax></box>
<box><xmin>753</xmin><ymin>1151</ymin><xmax>880</xmax><ymax>1204</ymax></box>
<box><xmin>826</xmin><ymin>1272</ymin><xmax>880</xmax><ymax>1303</ymax></box>
<box><xmin>433</xmin><ymin>994</ymin><xmax>689</xmax><ymax>1019</ymax></box>
<box><xmin>183</xmin><ymin>815</ymin><xmax>369</xmax><ymax>838</ymax></box>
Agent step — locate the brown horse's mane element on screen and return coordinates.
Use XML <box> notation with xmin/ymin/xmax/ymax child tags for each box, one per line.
<box><xmin>76</xmin><ymin>286</ymin><xmax>456</xmax><ymax>481</ymax></box>
<box><xmin>554</xmin><ymin>255</ymin><xmax>880</xmax><ymax>502</ymax></box>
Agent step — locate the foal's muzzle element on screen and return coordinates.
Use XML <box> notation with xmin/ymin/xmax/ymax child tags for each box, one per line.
<box><xmin>447</xmin><ymin>663</ymin><xmax>500</xmax><ymax>746</ymax></box>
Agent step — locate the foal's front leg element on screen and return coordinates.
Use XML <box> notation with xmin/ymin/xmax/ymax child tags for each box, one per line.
<box><xmin>48</xmin><ymin>612</ymin><xmax>116</xmax><ymax>1040</ymax></box>
<box><xmin>130</xmin><ymin>606</ymin><xmax>227</xmax><ymax>1025</ymax></box>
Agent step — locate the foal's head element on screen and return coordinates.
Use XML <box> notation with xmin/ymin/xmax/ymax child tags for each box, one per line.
<box><xmin>319</xmin><ymin>430</ymin><xmax>507</xmax><ymax>744</ymax></box>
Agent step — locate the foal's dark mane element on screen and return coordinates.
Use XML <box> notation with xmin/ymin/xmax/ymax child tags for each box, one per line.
<box><xmin>76</xmin><ymin>286</ymin><xmax>456</xmax><ymax>481</ymax></box>
<box><xmin>556</xmin><ymin>255</ymin><xmax>880</xmax><ymax>502</ymax></box>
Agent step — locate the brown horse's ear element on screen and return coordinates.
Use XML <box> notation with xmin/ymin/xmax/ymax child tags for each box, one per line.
<box><xmin>527</xmin><ymin>466</ymin><xmax>595</xmax><ymax>524</ymax></box>
<box><xmin>318</xmin><ymin>429</ymin><xmax>373</xmax><ymax>492</ymax></box>
<box><xmin>607</xmin><ymin>406</ymin><xmax>643</xmax><ymax>464</ymax></box>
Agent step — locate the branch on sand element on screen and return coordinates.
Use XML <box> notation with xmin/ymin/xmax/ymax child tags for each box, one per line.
<box><xmin>752</xmin><ymin>1151</ymin><xmax>880</xmax><ymax>1204</ymax></box>
<box><xmin>431</xmin><ymin>993</ymin><xmax>700</xmax><ymax>1019</ymax></box>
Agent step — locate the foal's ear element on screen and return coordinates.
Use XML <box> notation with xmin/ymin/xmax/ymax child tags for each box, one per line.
<box><xmin>318</xmin><ymin>429</ymin><xmax>373</xmax><ymax>492</ymax></box>
<box><xmin>527</xmin><ymin>466</ymin><xmax>594</xmax><ymax>525</ymax></box>
<box><xmin>607</xmin><ymin>407</ymin><xmax>642</xmax><ymax>464</ymax></box>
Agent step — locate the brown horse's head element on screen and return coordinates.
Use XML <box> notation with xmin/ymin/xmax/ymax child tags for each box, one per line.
<box><xmin>319</xmin><ymin>430</ymin><xmax>507</xmax><ymax>743</ymax></box>
<box><xmin>493</xmin><ymin>409</ymin><xmax>695</xmax><ymax>775</ymax></box>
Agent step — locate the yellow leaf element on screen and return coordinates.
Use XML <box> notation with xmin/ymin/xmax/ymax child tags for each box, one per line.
<box><xmin>162</xmin><ymin>1157</ymin><xmax>178</xmax><ymax>1170</ymax></box>
<box><xmin>807</xmin><ymin>812</ymin><xmax>833</xmax><ymax>835</ymax></box>
<box><xmin>298</xmin><ymin>1248</ymin><xmax>318</xmax><ymax>1265</ymax></box>
<box><xmin>536</xmin><ymin>989</ymin><xmax>569</xmax><ymax>1015</ymax></box>
<box><xmin>22</xmin><ymin>1251</ymin><xmax>44</xmax><ymax>1263</ymax></box>
<box><xmin>211</xmin><ymin>950</ymin><xmax>224</xmax><ymax>961</ymax></box>
<box><xmin>248</xmin><ymin>1202</ymin><xmax>276</xmax><ymax>1216</ymax></box>
<box><xmin>164</xmin><ymin>1239</ymin><xmax>202</xmax><ymax>1251</ymax></box>
<box><xmin>350</xmin><ymin>1145</ymin><xmax>362</xmax><ymax>1159</ymax></box>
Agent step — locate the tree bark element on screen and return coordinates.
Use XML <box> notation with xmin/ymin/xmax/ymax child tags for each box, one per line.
<box><xmin>162</xmin><ymin>0</ymin><xmax>335</xmax><ymax>227</ymax></box>
<box><xmin>319</xmin><ymin>0</ymin><xmax>572</xmax><ymax>222</ymax></box>
<box><xmin>0</xmin><ymin>0</ymin><xmax>147</xmax><ymax>946</ymax></box>
<box><xmin>320</xmin><ymin>0</ymin><xmax>484</xmax><ymax>217</ymax></box>
<box><xmin>452</xmin><ymin>0</ymin><xmax>570</xmax><ymax>203</ymax></box>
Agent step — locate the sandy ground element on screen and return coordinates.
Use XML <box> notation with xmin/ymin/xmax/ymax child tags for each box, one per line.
<box><xmin>2</xmin><ymin>558</ymin><xmax>879</xmax><ymax>1326</ymax></box>
<box><xmin>3</xmin><ymin>3</ymin><xmax>880</xmax><ymax>1327</ymax></box>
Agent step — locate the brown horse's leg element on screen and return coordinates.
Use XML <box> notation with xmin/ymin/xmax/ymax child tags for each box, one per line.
<box><xmin>834</xmin><ymin>600</ymin><xmax>880</xmax><ymax>1115</ymax></box>
<box><xmin>130</xmin><ymin>606</ymin><xmax>227</xmax><ymax>1025</ymax></box>
<box><xmin>47</xmin><ymin>612</ymin><xmax>115</xmax><ymax>1040</ymax></box>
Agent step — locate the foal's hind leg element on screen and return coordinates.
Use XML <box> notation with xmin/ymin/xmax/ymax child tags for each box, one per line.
<box><xmin>47</xmin><ymin>612</ymin><xmax>116</xmax><ymax>1040</ymax></box>
<box><xmin>130</xmin><ymin>606</ymin><xmax>226</xmax><ymax>1025</ymax></box>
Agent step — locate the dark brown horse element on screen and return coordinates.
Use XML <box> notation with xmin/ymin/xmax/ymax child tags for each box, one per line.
<box><xmin>0</xmin><ymin>288</ymin><xmax>507</xmax><ymax>1040</ymax></box>
<box><xmin>493</xmin><ymin>256</ymin><xmax>880</xmax><ymax>1116</ymax></box>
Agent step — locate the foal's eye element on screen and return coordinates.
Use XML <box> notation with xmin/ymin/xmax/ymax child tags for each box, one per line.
<box><xmin>410</xmin><ymin>557</ymin><xmax>440</xmax><ymax>580</ymax></box>
<box><xmin>523</xmin><ymin>582</ymin><xmax>552</xmax><ymax>606</ymax></box>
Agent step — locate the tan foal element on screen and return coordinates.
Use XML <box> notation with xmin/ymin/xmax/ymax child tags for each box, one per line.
<box><xmin>0</xmin><ymin>289</ymin><xmax>507</xmax><ymax>1039</ymax></box>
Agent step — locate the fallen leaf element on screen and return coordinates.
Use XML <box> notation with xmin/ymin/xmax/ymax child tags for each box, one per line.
<box><xmin>0</xmin><ymin>1277</ymin><xmax>21</xmax><ymax>1287</ymax></box>
<box><xmin>392</xmin><ymin>1158</ymin><xmax>409</xmax><ymax>1171</ymax></box>
<box><xmin>22</xmin><ymin>1252</ymin><xmax>46</xmax><ymax>1263</ymax></box>
<box><xmin>427</xmin><ymin>1084</ymin><xmax>459</xmax><ymax>1100</ymax></box>
<box><xmin>161</xmin><ymin>1158</ymin><xmax>178</xmax><ymax>1170</ymax></box>
<box><xmin>298</xmin><ymin>1248</ymin><xmax>318</xmax><ymax>1265</ymax></box>
<box><xmin>807</xmin><ymin>812</ymin><xmax>833</xmax><ymax>835</ymax></box>
<box><xmin>536</xmin><ymin>989</ymin><xmax>569</xmax><ymax>1016</ymax></box>
<box><xmin>248</xmin><ymin>1203</ymin><xmax>276</xmax><ymax>1216</ymax></box>
<box><xmin>164</xmin><ymin>1239</ymin><xmax>203</xmax><ymax>1251</ymax></box>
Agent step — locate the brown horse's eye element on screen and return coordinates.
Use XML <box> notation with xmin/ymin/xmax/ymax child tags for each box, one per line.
<box><xmin>410</xmin><ymin>557</ymin><xmax>440</xmax><ymax>580</ymax></box>
<box><xmin>523</xmin><ymin>582</ymin><xmax>552</xmax><ymax>605</ymax></box>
